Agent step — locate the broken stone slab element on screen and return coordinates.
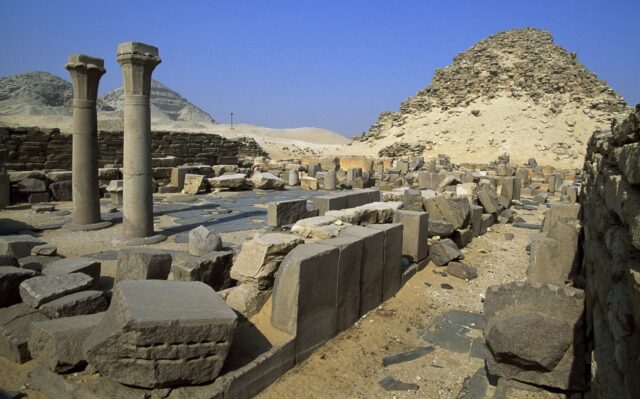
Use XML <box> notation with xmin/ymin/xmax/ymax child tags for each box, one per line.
<box><xmin>469</xmin><ymin>204</ymin><xmax>483</xmax><ymax>237</ymax></box>
<box><xmin>477</xmin><ymin>188</ymin><xmax>501</xmax><ymax>214</ymax></box>
<box><xmin>251</xmin><ymin>171</ymin><xmax>285</xmax><ymax>190</ymax></box>
<box><xmin>29</xmin><ymin>312</ymin><xmax>103</xmax><ymax>373</ymax></box>
<box><xmin>393</xmin><ymin>210</ymin><xmax>429</xmax><ymax>262</ymax></box>
<box><xmin>527</xmin><ymin>220</ymin><xmax>580</xmax><ymax>285</ymax></box>
<box><xmin>83</xmin><ymin>280</ymin><xmax>237</xmax><ymax>388</ymax></box>
<box><xmin>15</xmin><ymin>177</ymin><xmax>47</xmax><ymax>193</ymax></box>
<box><xmin>209</xmin><ymin>173</ymin><xmax>249</xmax><ymax>190</ymax></box>
<box><xmin>480</xmin><ymin>213</ymin><xmax>495</xmax><ymax>235</ymax></box>
<box><xmin>230</xmin><ymin>233</ymin><xmax>303</xmax><ymax>290</ymax></box>
<box><xmin>188</xmin><ymin>225</ymin><xmax>223</xmax><ymax>256</ymax></box>
<box><xmin>0</xmin><ymin>302</ymin><xmax>49</xmax><ymax>363</ymax></box>
<box><xmin>313</xmin><ymin>194</ymin><xmax>348</xmax><ymax>216</ymax></box>
<box><xmin>541</xmin><ymin>203</ymin><xmax>581</xmax><ymax>233</ymax></box>
<box><xmin>452</xmin><ymin>228</ymin><xmax>474</xmax><ymax>249</ymax></box>
<box><xmin>513</xmin><ymin>222</ymin><xmax>542</xmax><ymax>230</ymax></box>
<box><xmin>0</xmin><ymin>266</ymin><xmax>37</xmax><ymax>307</ymax></box>
<box><xmin>446</xmin><ymin>261</ymin><xmax>477</xmax><ymax>280</ymax></box>
<box><xmin>428</xmin><ymin>219</ymin><xmax>455</xmax><ymax>238</ymax></box>
<box><xmin>356</xmin><ymin>201</ymin><xmax>402</xmax><ymax>223</ymax></box>
<box><xmin>31</xmin><ymin>244</ymin><xmax>57</xmax><ymax>256</ymax></box>
<box><xmin>483</xmin><ymin>281</ymin><xmax>586</xmax><ymax>391</ymax></box>
<box><xmin>423</xmin><ymin>196</ymin><xmax>466</xmax><ymax>230</ymax></box>
<box><xmin>430</xmin><ymin>239</ymin><xmax>461</xmax><ymax>266</ymax></box>
<box><xmin>223</xmin><ymin>283</ymin><xmax>271</xmax><ymax>318</ymax></box>
<box><xmin>0</xmin><ymin>235</ymin><xmax>46</xmax><ymax>258</ymax></box>
<box><xmin>291</xmin><ymin>215</ymin><xmax>338</xmax><ymax>238</ymax></box>
<box><xmin>39</xmin><ymin>290</ymin><xmax>108</xmax><ymax>319</ymax></box>
<box><xmin>18</xmin><ymin>255</ymin><xmax>62</xmax><ymax>273</ymax></box>
<box><xmin>317</xmin><ymin>235</ymin><xmax>363</xmax><ymax>332</ymax></box>
<box><xmin>114</xmin><ymin>247</ymin><xmax>172</xmax><ymax>283</ymax></box>
<box><xmin>19</xmin><ymin>273</ymin><xmax>94</xmax><ymax>308</ymax></box>
<box><xmin>267</xmin><ymin>199</ymin><xmax>309</xmax><ymax>227</ymax></box>
<box><xmin>300</xmin><ymin>176</ymin><xmax>319</xmax><ymax>190</ymax></box>
<box><xmin>32</xmin><ymin>202</ymin><xmax>55</xmax><ymax>212</ymax></box>
<box><xmin>181</xmin><ymin>174</ymin><xmax>205</xmax><ymax>194</ymax></box>
<box><xmin>271</xmin><ymin>243</ymin><xmax>339</xmax><ymax>362</ymax></box>
<box><xmin>368</xmin><ymin>223</ymin><xmax>403</xmax><ymax>302</ymax></box>
<box><xmin>378</xmin><ymin>376</ymin><xmax>420</xmax><ymax>391</ymax></box>
<box><xmin>382</xmin><ymin>346</ymin><xmax>434</xmax><ymax>366</ymax></box>
<box><xmin>171</xmin><ymin>251</ymin><xmax>234</xmax><ymax>291</ymax></box>
<box><xmin>42</xmin><ymin>257</ymin><xmax>101</xmax><ymax>281</ymax></box>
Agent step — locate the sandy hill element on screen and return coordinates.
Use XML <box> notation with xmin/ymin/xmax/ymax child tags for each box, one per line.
<box><xmin>343</xmin><ymin>27</ymin><xmax>630</xmax><ymax>168</ymax></box>
<box><xmin>0</xmin><ymin>72</ymin><xmax>73</xmax><ymax>116</ymax></box>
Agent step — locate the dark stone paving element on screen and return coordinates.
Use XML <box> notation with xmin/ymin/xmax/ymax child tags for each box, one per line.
<box><xmin>421</xmin><ymin>310</ymin><xmax>485</xmax><ymax>359</ymax></box>
<box><xmin>378</xmin><ymin>376</ymin><xmax>420</xmax><ymax>391</ymax></box>
<box><xmin>382</xmin><ymin>346</ymin><xmax>434</xmax><ymax>367</ymax></box>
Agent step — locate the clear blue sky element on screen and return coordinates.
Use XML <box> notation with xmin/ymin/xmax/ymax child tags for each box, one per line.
<box><xmin>1</xmin><ymin>1</ymin><xmax>638</xmax><ymax>137</ymax></box>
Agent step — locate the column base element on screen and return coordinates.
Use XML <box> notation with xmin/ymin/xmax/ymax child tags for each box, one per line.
<box><xmin>65</xmin><ymin>221</ymin><xmax>113</xmax><ymax>231</ymax></box>
<box><xmin>112</xmin><ymin>233</ymin><xmax>167</xmax><ymax>246</ymax></box>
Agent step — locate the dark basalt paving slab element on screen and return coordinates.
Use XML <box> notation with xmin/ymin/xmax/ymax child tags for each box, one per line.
<box><xmin>421</xmin><ymin>310</ymin><xmax>485</xmax><ymax>358</ymax></box>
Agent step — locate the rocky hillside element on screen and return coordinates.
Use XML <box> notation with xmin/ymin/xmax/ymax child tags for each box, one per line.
<box><xmin>346</xmin><ymin>28</ymin><xmax>630</xmax><ymax>168</ymax></box>
<box><xmin>0</xmin><ymin>72</ymin><xmax>216</xmax><ymax>126</ymax></box>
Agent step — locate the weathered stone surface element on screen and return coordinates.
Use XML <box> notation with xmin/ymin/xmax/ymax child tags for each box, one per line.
<box><xmin>313</xmin><ymin>194</ymin><xmax>348</xmax><ymax>216</ymax></box>
<box><xmin>342</xmin><ymin>226</ymin><xmax>385</xmax><ymax>315</ymax></box>
<box><xmin>0</xmin><ymin>266</ymin><xmax>37</xmax><ymax>307</ymax></box>
<box><xmin>188</xmin><ymin>225</ymin><xmax>222</xmax><ymax>256</ymax></box>
<box><xmin>423</xmin><ymin>196</ymin><xmax>465</xmax><ymax>230</ymax></box>
<box><xmin>42</xmin><ymin>257</ymin><xmax>101</xmax><ymax>280</ymax></box>
<box><xmin>317</xmin><ymin>235</ymin><xmax>363</xmax><ymax>331</ymax></box>
<box><xmin>452</xmin><ymin>228</ymin><xmax>474</xmax><ymax>249</ymax></box>
<box><xmin>115</xmin><ymin>247</ymin><xmax>172</xmax><ymax>283</ymax></box>
<box><xmin>483</xmin><ymin>281</ymin><xmax>586</xmax><ymax>390</ymax></box>
<box><xmin>540</xmin><ymin>202</ymin><xmax>581</xmax><ymax>233</ymax></box>
<box><xmin>430</xmin><ymin>239</ymin><xmax>461</xmax><ymax>266</ymax></box>
<box><xmin>16</xmin><ymin>177</ymin><xmax>47</xmax><ymax>193</ymax></box>
<box><xmin>267</xmin><ymin>199</ymin><xmax>308</xmax><ymax>227</ymax></box>
<box><xmin>369</xmin><ymin>223</ymin><xmax>403</xmax><ymax>301</ymax></box>
<box><xmin>171</xmin><ymin>251</ymin><xmax>234</xmax><ymax>291</ymax></box>
<box><xmin>251</xmin><ymin>171</ymin><xmax>285</xmax><ymax>190</ymax></box>
<box><xmin>29</xmin><ymin>312</ymin><xmax>103</xmax><ymax>372</ymax></box>
<box><xmin>181</xmin><ymin>174</ymin><xmax>205</xmax><ymax>194</ymax></box>
<box><xmin>527</xmin><ymin>220</ymin><xmax>580</xmax><ymax>285</ymax></box>
<box><xmin>0</xmin><ymin>254</ymin><xmax>19</xmax><ymax>267</ymax></box>
<box><xmin>39</xmin><ymin>290</ymin><xmax>108</xmax><ymax>318</ymax></box>
<box><xmin>446</xmin><ymin>261</ymin><xmax>477</xmax><ymax>280</ymax></box>
<box><xmin>470</xmin><ymin>204</ymin><xmax>484</xmax><ymax>237</ymax></box>
<box><xmin>300</xmin><ymin>176</ymin><xmax>318</xmax><ymax>191</ymax></box>
<box><xmin>83</xmin><ymin>280</ymin><xmax>237</xmax><ymax>388</ymax></box>
<box><xmin>393</xmin><ymin>210</ymin><xmax>429</xmax><ymax>262</ymax></box>
<box><xmin>428</xmin><ymin>219</ymin><xmax>455</xmax><ymax>238</ymax></box>
<box><xmin>31</xmin><ymin>244</ymin><xmax>57</xmax><ymax>256</ymax></box>
<box><xmin>0</xmin><ymin>235</ymin><xmax>45</xmax><ymax>258</ymax></box>
<box><xmin>224</xmin><ymin>283</ymin><xmax>271</xmax><ymax>318</ymax></box>
<box><xmin>477</xmin><ymin>188</ymin><xmax>501</xmax><ymax>214</ymax></box>
<box><xmin>271</xmin><ymin>243</ymin><xmax>339</xmax><ymax>361</ymax></box>
<box><xmin>291</xmin><ymin>215</ymin><xmax>338</xmax><ymax>238</ymax></box>
<box><xmin>209</xmin><ymin>173</ymin><xmax>248</xmax><ymax>190</ymax></box>
<box><xmin>0</xmin><ymin>303</ymin><xmax>49</xmax><ymax>363</ymax></box>
<box><xmin>18</xmin><ymin>255</ymin><xmax>62</xmax><ymax>273</ymax></box>
<box><xmin>230</xmin><ymin>233</ymin><xmax>303</xmax><ymax>290</ymax></box>
<box><xmin>50</xmin><ymin>181</ymin><xmax>72</xmax><ymax>201</ymax></box>
<box><xmin>19</xmin><ymin>273</ymin><xmax>94</xmax><ymax>308</ymax></box>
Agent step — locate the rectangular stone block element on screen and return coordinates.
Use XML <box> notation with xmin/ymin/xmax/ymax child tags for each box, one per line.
<box><xmin>115</xmin><ymin>248</ymin><xmax>172</xmax><ymax>283</ymax></box>
<box><xmin>0</xmin><ymin>303</ymin><xmax>49</xmax><ymax>363</ymax></box>
<box><xmin>42</xmin><ymin>257</ymin><xmax>101</xmax><ymax>281</ymax></box>
<box><xmin>271</xmin><ymin>243</ymin><xmax>339</xmax><ymax>362</ymax></box>
<box><xmin>19</xmin><ymin>273</ymin><xmax>95</xmax><ymax>308</ymax></box>
<box><xmin>313</xmin><ymin>194</ymin><xmax>348</xmax><ymax>216</ymax></box>
<box><xmin>317</xmin><ymin>235</ymin><xmax>363</xmax><ymax>332</ymax></box>
<box><xmin>392</xmin><ymin>210</ymin><xmax>429</xmax><ymax>262</ymax></box>
<box><xmin>342</xmin><ymin>226</ymin><xmax>385</xmax><ymax>315</ymax></box>
<box><xmin>480</xmin><ymin>213</ymin><xmax>495</xmax><ymax>235</ymax></box>
<box><xmin>470</xmin><ymin>205</ymin><xmax>484</xmax><ymax>237</ymax></box>
<box><xmin>0</xmin><ymin>266</ymin><xmax>37</xmax><ymax>307</ymax></box>
<box><xmin>368</xmin><ymin>223</ymin><xmax>403</xmax><ymax>301</ymax></box>
<box><xmin>268</xmin><ymin>199</ymin><xmax>308</xmax><ymax>227</ymax></box>
<box><xmin>38</xmin><ymin>290</ymin><xmax>108</xmax><ymax>318</ymax></box>
<box><xmin>0</xmin><ymin>235</ymin><xmax>45</xmax><ymax>258</ymax></box>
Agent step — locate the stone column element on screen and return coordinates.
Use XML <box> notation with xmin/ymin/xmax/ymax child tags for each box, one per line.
<box><xmin>65</xmin><ymin>55</ymin><xmax>111</xmax><ymax>230</ymax></box>
<box><xmin>117</xmin><ymin>42</ymin><xmax>165</xmax><ymax>244</ymax></box>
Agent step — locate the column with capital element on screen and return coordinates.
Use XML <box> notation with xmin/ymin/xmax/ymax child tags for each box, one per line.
<box><xmin>116</xmin><ymin>42</ymin><xmax>165</xmax><ymax>243</ymax></box>
<box><xmin>65</xmin><ymin>54</ymin><xmax>112</xmax><ymax>230</ymax></box>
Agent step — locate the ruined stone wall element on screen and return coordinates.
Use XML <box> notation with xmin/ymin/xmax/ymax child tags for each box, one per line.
<box><xmin>581</xmin><ymin>105</ymin><xmax>640</xmax><ymax>398</ymax></box>
<box><xmin>0</xmin><ymin>127</ymin><xmax>267</xmax><ymax>171</ymax></box>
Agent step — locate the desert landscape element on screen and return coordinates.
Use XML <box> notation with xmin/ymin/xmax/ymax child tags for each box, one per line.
<box><xmin>0</xmin><ymin>20</ymin><xmax>639</xmax><ymax>399</ymax></box>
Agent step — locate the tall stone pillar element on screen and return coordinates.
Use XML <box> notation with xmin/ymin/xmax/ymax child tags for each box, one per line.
<box><xmin>65</xmin><ymin>55</ymin><xmax>111</xmax><ymax>230</ymax></box>
<box><xmin>117</xmin><ymin>42</ymin><xmax>165</xmax><ymax>244</ymax></box>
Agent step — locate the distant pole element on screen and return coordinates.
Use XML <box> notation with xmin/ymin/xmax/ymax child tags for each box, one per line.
<box><xmin>230</xmin><ymin>112</ymin><xmax>234</xmax><ymax>129</ymax></box>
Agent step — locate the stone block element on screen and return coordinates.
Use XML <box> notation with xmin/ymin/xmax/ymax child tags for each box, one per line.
<box><xmin>483</xmin><ymin>281</ymin><xmax>586</xmax><ymax>390</ymax></box>
<box><xmin>268</xmin><ymin>199</ymin><xmax>308</xmax><ymax>227</ymax></box>
<box><xmin>171</xmin><ymin>251</ymin><xmax>234</xmax><ymax>291</ymax></box>
<box><xmin>291</xmin><ymin>215</ymin><xmax>338</xmax><ymax>238</ymax></box>
<box><xmin>429</xmin><ymin>239</ymin><xmax>461</xmax><ymax>266</ymax></box>
<box><xmin>446</xmin><ymin>261</ymin><xmax>477</xmax><ymax>280</ymax></box>
<box><xmin>31</xmin><ymin>244</ymin><xmax>57</xmax><ymax>256</ymax></box>
<box><xmin>0</xmin><ymin>266</ymin><xmax>37</xmax><ymax>307</ymax></box>
<box><xmin>0</xmin><ymin>254</ymin><xmax>19</xmax><ymax>267</ymax></box>
<box><xmin>16</xmin><ymin>177</ymin><xmax>47</xmax><ymax>193</ymax></box>
<box><xmin>28</xmin><ymin>192</ymin><xmax>50</xmax><ymax>203</ymax></box>
<box><xmin>541</xmin><ymin>203</ymin><xmax>581</xmax><ymax>233</ymax></box>
<box><xmin>300</xmin><ymin>176</ymin><xmax>318</xmax><ymax>190</ymax></box>
<box><xmin>19</xmin><ymin>273</ymin><xmax>94</xmax><ymax>308</ymax></box>
<box><xmin>188</xmin><ymin>225</ymin><xmax>222</xmax><ymax>256</ymax></box>
<box><xmin>0</xmin><ymin>235</ymin><xmax>45</xmax><ymax>258</ymax></box>
<box><xmin>342</xmin><ymin>226</ymin><xmax>385</xmax><ymax>315</ymax></box>
<box><xmin>500</xmin><ymin>176</ymin><xmax>521</xmax><ymax>202</ymax></box>
<box><xmin>224</xmin><ymin>283</ymin><xmax>271</xmax><ymax>318</ymax></box>
<box><xmin>209</xmin><ymin>174</ymin><xmax>249</xmax><ymax>190</ymax></box>
<box><xmin>423</xmin><ymin>196</ymin><xmax>465</xmax><ymax>230</ymax></box>
<box><xmin>428</xmin><ymin>219</ymin><xmax>455</xmax><ymax>238</ymax></box>
<box><xmin>42</xmin><ymin>257</ymin><xmax>101</xmax><ymax>280</ymax></box>
<box><xmin>452</xmin><ymin>228</ymin><xmax>474</xmax><ymax>249</ymax></box>
<box><xmin>230</xmin><ymin>233</ymin><xmax>303</xmax><ymax>290</ymax></box>
<box><xmin>170</xmin><ymin>166</ymin><xmax>190</xmax><ymax>189</ymax></box>
<box><xmin>18</xmin><ymin>255</ymin><xmax>61</xmax><ymax>273</ymax></box>
<box><xmin>0</xmin><ymin>173</ymin><xmax>9</xmax><ymax>208</ymax></box>
<box><xmin>0</xmin><ymin>303</ymin><xmax>49</xmax><ymax>363</ymax></box>
<box><xmin>480</xmin><ymin>213</ymin><xmax>494</xmax><ymax>235</ymax></box>
<box><xmin>313</xmin><ymin>194</ymin><xmax>348</xmax><ymax>216</ymax></box>
<box><xmin>317</xmin><ymin>235</ymin><xmax>363</xmax><ymax>332</ymax></box>
<box><xmin>251</xmin><ymin>171</ymin><xmax>285</xmax><ymax>190</ymax></box>
<box><xmin>181</xmin><ymin>174</ymin><xmax>205</xmax><ymax>194</ymax></box>
<box><xmin>403</xmin><ymin>190</ymin><xmax>424</xmax><ymax>212</ymax></box>
<box><xmin>39</xmin><ymin>290</ymin><xmax>108</xmax><ymax>318</ymax></box>
<box><xmin>477</xmin><ymin>188</ymin><xmax>500</xmax><ymax>214</ymax></box>
<box><xmin>368</xmin><ymin>223</ymin><xmax>403</xmax><ymax>301</ymax></box>
<box><xmin>29</xmin><ymin>312</ymin><xmax>103</xmax><ymax>372</ymax></box>
<box><xmin>392</xmin><ymin>210</ymin><xmax>429</xmax><ymax>262</ymax></box>
<box><xmin>114</xmin><ymin>248</ymin><xmax>172</xmax><ymax>283</ymax></box>
<box><xmin>527</xmin><ymin>220</ymin><xmax>580</xmax><ymax>285</ymax></box>
<box><xmin>271</xmin><ymin>243</ymin><xmax>339</xmax><ymax>361</ymax></box>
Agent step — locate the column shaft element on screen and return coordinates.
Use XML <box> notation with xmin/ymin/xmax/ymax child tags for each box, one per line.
<box><xmin>72</xmin><ymin>100</ymin><xmax>101</xmax><ymax>225</ymax></box>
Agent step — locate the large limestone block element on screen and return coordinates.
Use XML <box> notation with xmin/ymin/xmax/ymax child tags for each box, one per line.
<box><xmin>115</xmin><ymin>247</ymin><xmax>172</xmax><ymax>283</ymax></box>
<box><xmin>29</xmin><ymin>312</ymin><xmax>103</xmax><ymax>372</ymax></box>
<box><xmin>317</xmin><ymin>235</ymin><xmax>363</xmax><ymax>332</ymax></box>
<box><xmin>224</xmin><ymin>283</ymin><xmax>271</xmax><ymax>318</ymax></box>
<box><xmin>83</xmin><ymin>281</ymin><xmax>237</xmax><ymax>388</ymax></box>
<box><xmin>171</xmin><ymin>251</ymin><xmax>234</xmax><ymax>291</ymax></box>
<box><xmin>368</xmin><ymin>223</ymin><xmax>403</xmax><ymax>301</ymax></box>
<box><xmin>251</xmin><ymin>171</ymin><xmax>285</xmax><ymax>190</ymax></box>
<box><xmin>392</xmin><ymin>210</ymin><xmax>429</xmax><ymax>262</ymax></box>
<box><xmin>342</xmin><ymin>226</ymin><xmax>385</xmax><ymax>315</ymax></box>
<box><xmin>527</xmin><ymin>220</ymin><xmax>580</xmax><ymax>285</ymax></box>
<box><xmin>181</xmin><ymin>174</ymin><xmax>205</xmax><ymax>194</ymax></box>
<box><xmin>423</xmin><ymin>196</ymin><xmax>465</xmax><ymax>230</ymax></box>
<box><xmin>188</xmin><ymin>225</ymin><xmax>222</xmax><ymax>256</ymax></box>
<box><xmin>39</xmin><ymin>290</ymin><xmax>108</xmax><ymax>318</ymax></box>
<box><xmin>541</xmin><ymin>203</ymin><xmax>581</xmax><ymax>233</ymax></box>
<box><xmin>0</xmin><ymin>303</ymin><xmax>49</xmax><ymax>363</ymax></box>
<box><xmin>42</xmin><ymin>257</ymin><xmax>101</xmax><ymax>280</ymax></box>
<box><xmin>483</xmin><ymin>281</ymin><xmax>586</xmax><ymax>391</ymax></box>
<box><xmin>0</xmin><ymin>235</ymin><xmax>45</xmax><ymax>258</ymax></box>
<box><xmin>209</xmin><ymin>173</ymin><xmax>249</xmax><ymax>190</ymax></box>
<box><xmin>268</xmin><ymin>199</ymin><xmax>308</xmax><ymax>227</ymax></box>
<box><xmin>19</xmin><ymin>273</ymin><xmax>94</xmax><ymax>308</ymax></box>
<box><xmin>300</xmin><ymin>176</ymin><xmax>318</xmax><ymax>191</ymax></box>
<box><xmin>271</xmin><ymin>243</ymin><xmax>339</xmax><ymax>361</ymax></box>
<box><xmin>230</xmin><ymin>233</ymin><xmax>303</xmax><ymax>290</ymax></box>
<box><xmin>291</xmin><ymin>215</ymin><xmax>338</xmax><ymax>238</ymax></box>
<box><xmin>0</xmin><ymin>266</ymin><xmax>37</xmax><ymax>307</ymax></box>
